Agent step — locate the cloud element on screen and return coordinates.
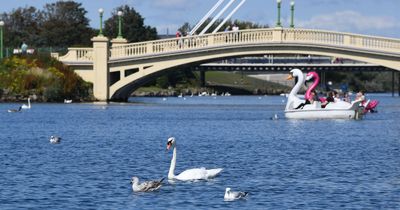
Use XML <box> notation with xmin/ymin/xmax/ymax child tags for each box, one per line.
<box><xmin>297</xmin><ymin>11</ymin><xmax>399</xmax><ymax>33</ymax></box>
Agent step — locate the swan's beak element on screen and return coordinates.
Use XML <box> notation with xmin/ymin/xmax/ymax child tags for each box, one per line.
<box><xmin>286</xmin><ymin>74</ymin><xmax>294</xmax><ymax>80</ymax></box>
<box><xmin>166</xmin><ymin>144</ymin><xmax>171</xmax><ymax>150</ymax></box>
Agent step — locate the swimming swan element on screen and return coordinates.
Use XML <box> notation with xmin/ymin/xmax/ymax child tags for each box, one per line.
<box><xmin>166</xmin><ymin>137</ymin><xmax>223</xmax><ymax>181</ymax></box>
<box><xmin>21</xmin><ymin>98</ymin><xmax>31</xmax><ymax>109</ymax></box>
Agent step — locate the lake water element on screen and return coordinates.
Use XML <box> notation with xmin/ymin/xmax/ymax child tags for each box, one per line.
<box><xmin>1</xmin><ymin>94</ymin><xmax>399</xmax><ymax>209</ymax></box>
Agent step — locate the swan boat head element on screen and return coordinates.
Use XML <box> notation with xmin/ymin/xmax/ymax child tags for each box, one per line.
<box><xmin>305</xmin><ymin>72</ymin><xmax>320</xmax><ymax>100</ymax></box>
<box><xmin>285</xmin><ymin>69</ymin><xmax>305</xmax><ymax>111</ymax></box>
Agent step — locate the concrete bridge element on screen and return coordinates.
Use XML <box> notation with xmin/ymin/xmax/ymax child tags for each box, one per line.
<box><xmin>54</xmin><ymin>27</ymin><xmax>400</xmax><ymax>101</ymax></box>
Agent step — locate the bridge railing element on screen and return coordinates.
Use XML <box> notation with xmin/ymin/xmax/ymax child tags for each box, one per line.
<box><xmin>110</xmin><ymin>29</ymin><xmax>276</xmax><ymax>59</ymax></box>
<box><xmin>110</xmin><ymin>28</ymin><xmax>400</xmax><ymax>59</ymax></box>
<box><xmin>58</xmin><ymin>48</ymin><xmax>93</xmax><ymax>62</ymax></box>
<box><xmin>58</xmin><ymin>28</ymin><xmax>400</xmax><ymax>63</ymax></box>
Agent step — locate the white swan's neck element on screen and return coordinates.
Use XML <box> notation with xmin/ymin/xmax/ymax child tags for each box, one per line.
<box><xmin>28</xmin><ymin>99</ymin><xmax>31</xmax><ymax>108</ymax></box>
<box><xmin>289</xmin><ymin>74</ymin><xmax>304</xmax><ymax>98</ymax></box>
<box><xmin>168</xmin><ymin>145</ymin><xmax>177</xmax><ymax>179</ymax></box>
<box><xmin>286</xmin><ymin>72</ymin><xmax>305</xmax><ymax>111</ymax></box>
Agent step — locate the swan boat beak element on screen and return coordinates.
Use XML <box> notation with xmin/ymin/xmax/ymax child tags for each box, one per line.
<box><xmin>286</xmin><ymin>74</ymin><xmax>294</xmax><ymax>80</ymax></box>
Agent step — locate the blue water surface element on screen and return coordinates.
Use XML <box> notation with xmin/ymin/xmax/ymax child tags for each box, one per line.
<box><xmin>0</xmin><ymin>95</ymin><xmax>399</xmax><ymax>209</ymax></box>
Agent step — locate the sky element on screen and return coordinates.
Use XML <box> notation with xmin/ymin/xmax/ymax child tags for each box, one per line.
<box><xmin>1</xmin><ymin>0</ymin><xmax>399</xmax><ymax>38</ymax></box>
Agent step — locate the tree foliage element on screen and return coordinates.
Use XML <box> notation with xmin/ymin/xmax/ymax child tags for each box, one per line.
<box><xmin>0</xmin><ymin>1</ymin><xmax>95</xmax><ymax>49</ymax></box>
<box><xmin>1</xmin><ymin>7</ymin><xmax>42</xmax><ymax>48</ymax></box>
<box><xmin>104</xmin><ymin>5</ymin><xmax>158</xmax><ymax>42</ymax></box>
<box><xmin>0</xmin><ymin>55</ymin><xmax>92</xmax><ymax>101</ymax></box>
<box><xmin>40</xmin><ymin>1</ymin><xmax>95</xmax><ymax>47</ymax></box>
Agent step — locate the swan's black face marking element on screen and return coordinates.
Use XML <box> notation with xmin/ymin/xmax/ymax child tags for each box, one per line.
<box><xmin>166</xmin><ymin>137</ymin><xmax>175</xmax><ymax>150</ymax></box>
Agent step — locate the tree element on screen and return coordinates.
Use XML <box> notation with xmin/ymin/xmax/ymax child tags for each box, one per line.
<box><xmin>40</xmin><ymin>1</ymin><xmax>94</xmax><ymax>48</ymax></box>
<box><xmin>104</xmin><ymin>5</ymin><xmax>157</xmax><ymax>42</ymax></box>
<box><xmin>0</xmin><ymin>7</ymin><xmax>42</xmax><ymax>48</ymax></box>
<box><xmin>183</xmin><ymin>18</ymin><xmax>269</xmax><ymax>35</ymax></box>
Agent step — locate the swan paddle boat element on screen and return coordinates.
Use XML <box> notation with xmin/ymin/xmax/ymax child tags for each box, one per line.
<box><xmin>285</xmin><ymin>69</ymin><xmax>363</xmax><ymax>120</ymax></box>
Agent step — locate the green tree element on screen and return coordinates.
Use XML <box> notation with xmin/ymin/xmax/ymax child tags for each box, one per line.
<box><xmin>40</xmin><ymin>1</ymin><xmax>94</xmax><ymax>47</ymax></box>
<box><xmin>184</xmin><ymin>18</ymin><xmax>269</xmax><ymax>35</ymax></box>
<box><xmin>0</xmin><ymin>7</ymin><xmax>42</xmax><ymax>48</ymax></box>
<box><xmin>104</xmin><ymin>5</ymin><xmax>157</xmax><ymax>42</ymax></box>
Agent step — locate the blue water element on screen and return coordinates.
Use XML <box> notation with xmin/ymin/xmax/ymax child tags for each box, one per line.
<box><xmin>1</xmin><ymin>95</ymin><xmax>399</xmax><ymax>209</ymax></box>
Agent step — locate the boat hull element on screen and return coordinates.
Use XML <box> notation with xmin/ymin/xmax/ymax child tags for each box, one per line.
<box><xmin>285</xmin><ymin>109</ymin><xmax>362</xmax><ymax>120</ymax></box>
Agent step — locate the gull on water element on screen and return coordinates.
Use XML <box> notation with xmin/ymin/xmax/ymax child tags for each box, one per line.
<box><xmin>7</xmin><ymin>106</ymin><xmax>22</xmax><ymax>113</ymax></box>
<box><xmin>130</xmin><ymin>177</ymin><xmax>164</xmax><ymax>192</ymax></box>
<box><xmin>50</xmin><ymin>136</ymin><xmax>61</xmax><ymax>144</ymax></box>
<box><xmin>224</xmin><ymin>187</ymin><xmax>248</xmax><ymax>201</ymax></box>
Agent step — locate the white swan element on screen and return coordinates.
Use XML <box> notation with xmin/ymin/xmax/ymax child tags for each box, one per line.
<box><xmin>224</xmin><ymin>187</ymin><xmax>249</xmax><ymax>201</ymax></box>
<box><xmin>166</xmin><ymin>137</ymin><xmax>223</xmax><ymax>181</ymax></box>
<box><xmin>130</xmin><ymin>177</ymin><xmax>164</xmax><ymax>192</ymax></box>
<box><xmin>21</xmin><ymin>98</ymin><xmax>31</xmax><ymax>109</ymax></box>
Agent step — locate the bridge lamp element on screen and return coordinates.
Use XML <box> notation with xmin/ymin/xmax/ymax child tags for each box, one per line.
<box><xmin>290</xmin><ymin>1</ymin><xmax>295</xmax><ymax>28</ymax></box>
<box><xmin>276</xmin><ymin>0</ymin><xmax>282</xmax><ymax>27</ymax></box>
<box><xmin>117</xmin><ymin>11</ymin><xmax>123</xmax><ymax>38</ymax></box>
<box><xmin>0</xmin><ymin>20</ymin><xmax>4</xmax><ymax>59</ymax></box>
<box><xmin>98</xmin><ymin>8</ymin><xmax>104</xmax><ymax>36</ymax></box>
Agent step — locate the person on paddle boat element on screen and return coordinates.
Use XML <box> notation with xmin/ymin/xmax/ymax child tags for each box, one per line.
<box><xmin>355</xmin><ymin>90</ymin><xmax>365</xmax><ymax>102</ymax></box>
<box><xmin>342</xmin><ymin>92</ymin><xmax>350</xmax><ymax>102</ymax></box>
<box><xmin>321</xmin><ymin>91</ymin><xmax>335</xmax><ymax>108</ymax></box>
<box><xmin>333</xmin><ymin>90</ymin><xmax>341</xmax><ymax>102</ymax></box>
<box><xmin>295</xmin><ymin>90</ymin><xmax>320</xmax><ymax>109</ymax></box>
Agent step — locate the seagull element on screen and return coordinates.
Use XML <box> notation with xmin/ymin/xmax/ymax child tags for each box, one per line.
<box><xmin>224</xmin><ymin>187</ymin><xmax>248</xmax><ymax>201</ymax></box>
<box><xmin>130</xmin><ymin>177</ymin><xmax>164</xmax><ymax>192</ymax></box>
<box><xmin>50</xmin><ymin>136</ymin><xmax>61</xmax><ymax>144</ymax></box>
<box><xmin>7</xmin><ymin>106</ymin><xmax>22</xmax><ymax>113</ymax></box>
<box><xmin>271</xmin><ymin>114</ymin><xmax>279</xmax><ymax>120</ymax></box>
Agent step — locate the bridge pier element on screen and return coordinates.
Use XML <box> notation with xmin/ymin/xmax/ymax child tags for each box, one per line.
<box><xmin>91</xmin><ymin>36</ymin><xmax>110</xmax><ymax>101</ymax></box>
<box><xmin>392</xmin><ymin>70</ymin><xmax>395</xmax><ymax>97</ymax></box>
<box><xmin>200</xmin><ymin>71</ymin><xmax>206</xmax><ymax>87</ymax></box>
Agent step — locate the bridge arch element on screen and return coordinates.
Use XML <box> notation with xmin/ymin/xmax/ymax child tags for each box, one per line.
<box><xmin>57</xmin><ymin>28</ymin><xmax>400</xmax><ymax>101</ymax></box>
<box><xmin>109</xmin><ymin>42</ymin><xmax>400</xmax><ymax>100</ymax></box>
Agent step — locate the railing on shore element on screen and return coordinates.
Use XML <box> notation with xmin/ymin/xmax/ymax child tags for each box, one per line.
<box><xmin>59</xmin><ymin>28</ymin><xmax>400</xmax><ymax>63</ymax></box>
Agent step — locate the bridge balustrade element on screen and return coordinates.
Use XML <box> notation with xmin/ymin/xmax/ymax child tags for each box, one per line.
<box><xmin>58</xmin><ymin>48</ymin><xmax>93</xmax><ymax>62</ymax></box>
<box><xmin>59</xmin><ymin>28</ymin><xmax>400</xmax><ymax>63</ymax></box>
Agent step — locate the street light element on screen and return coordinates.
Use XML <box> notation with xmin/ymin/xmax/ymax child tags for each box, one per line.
<box><xmin>117</xmin><ymin>11</ymin><xmax>123</xmax><ymax>38</ymax></box>
<box><xmin>98</xmin><ymin>8</ymin><xmax>104</xmax><ymax>36</ymax></box>
<box><xmin>290</xmin><ymin>1</ymin><xmax>295</xmax><ymax>28</ymax></box>
<box><xmin>0</xmin><ymin>20</ymin><xmax>4</xmax><ymax>59</ymax></box>
<box><xmin>276</xmin><ymin>0</ymin><xmax>282</xmax><ymax>27</ymax></box>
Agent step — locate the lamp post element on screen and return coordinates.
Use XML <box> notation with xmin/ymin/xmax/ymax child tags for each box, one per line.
<box><xmin>276</xmin><ymin>0</ymin><xmax>282</xmax><ymax>27</ymax></box>
<box><xmin>0</xmin><ymin>20</ymin><xmax>4</xmax><ymax>59</ymax></box>
<box><xmin>98</xmin><ymin>8</ymin><xmax>104</xmax><ymax>36</ymax></box>
<box><xmin>117</xmin><ymin>11</ymin><xmax>123</xmax><ymax>38</ymax></box>
<box><xmin>290</xmin><ymin>1</ymin><xmax>295</xmax><ymax>28</ymax></box>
